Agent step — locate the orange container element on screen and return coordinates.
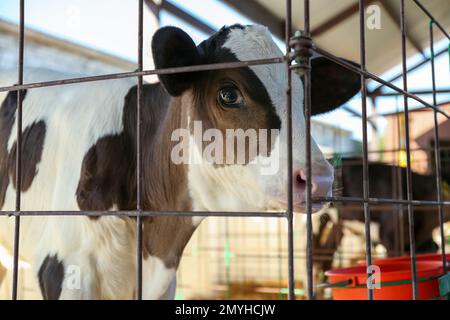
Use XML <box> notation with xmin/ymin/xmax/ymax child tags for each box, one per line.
<box><xmin>357</xmin><ymin>253</ymin><xmax>450</xmax><ymax>266</ymax></box>
<box><xmin>325</xmin><ymin>261</ymin><xmax>443</xmax><ymax>300</ymax></box>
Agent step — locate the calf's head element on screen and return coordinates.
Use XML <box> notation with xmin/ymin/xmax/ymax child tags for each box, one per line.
<box><xmin>152</xmin><ymin>24</ymin><xmax>359</xmax><ymax>213</ymax></box>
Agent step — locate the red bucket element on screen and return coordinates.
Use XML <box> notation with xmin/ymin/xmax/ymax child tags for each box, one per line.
<box><xmin>325</xmin><ymin>261</ymin><xmax>444</xmax><ymax>300</ymax></box>
<box><xmin>357</xmin><ymin>253</ymin><xmax>450</xmax><ymax>266</ymax></box>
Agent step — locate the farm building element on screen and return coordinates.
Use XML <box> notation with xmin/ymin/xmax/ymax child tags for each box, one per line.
<box><xmin>381</xmin><ymin>103</ymin><xmax>450</xmax><ymax>176</ymax></box>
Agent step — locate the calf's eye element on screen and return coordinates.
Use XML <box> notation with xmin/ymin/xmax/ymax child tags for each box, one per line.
<box><xmin>217</xmin><ymin>86</ymin><xmax>244</xmax><ymax>108</ymax></box>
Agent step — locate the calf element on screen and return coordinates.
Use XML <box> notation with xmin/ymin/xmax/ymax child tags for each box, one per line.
<box><xmin>315</xmin><ymin>158</ymin><xmax>450</xmax><ymax>273</ymax></box>
<box><xmin>0</xmin><ymin>25</ymin><xmax>359</xmax><ymax>299</ymax></box>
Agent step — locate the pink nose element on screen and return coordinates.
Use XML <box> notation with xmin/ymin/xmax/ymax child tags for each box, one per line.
<box><xmin>294</xmin><ymin>169</ymin><xmax>333</xmax><ymax>198</ymax></box>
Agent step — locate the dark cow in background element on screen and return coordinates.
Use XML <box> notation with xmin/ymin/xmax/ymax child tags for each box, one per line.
<box><xmin>0</xmin><ymin>25</ymin><xmax>360</xmax><ymax>299</ymax></box>
<box><xmin>315</xmin><ymin>158</ymin><xmax>450</xmax><ymax>273</ymax></box>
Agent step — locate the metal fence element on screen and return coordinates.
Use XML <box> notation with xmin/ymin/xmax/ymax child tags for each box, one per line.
<box><xmin>0</xmin><ymin>0</ymin><xmax>449</xmax><ymax>300</ymax></box>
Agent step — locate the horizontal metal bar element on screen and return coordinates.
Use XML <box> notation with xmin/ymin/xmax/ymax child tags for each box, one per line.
<box><xmin>332</xmin><ymin>146</ymin><xmax>450</xmax><ymax>156</ymax></box>
<box><xmin>317</xmin><ymin>279</ymin><xmax>352</xmax><ymax>289</ymax></box>
<box><xmin>0</xmin><ymin>57</ymin><xmax>285</xmax><ymax>93</ymax></box>
<box><xmin>376</xmin><ymin>88</ymin><xmax>450</xmax><ymax>97</ymax></box>
<box><xmin>369</xmin><ymin>46</ymin><xmax>448</xmax><ymax>95</ymax></box>
<box><xmin>1</xmin><ymin>47</ymin><xmax>446</xmax><ymax>122</ymax></box>
<box><xmin>315</xmin><ymin>196</ymin><xmax>450</xmax><ymax>206</ymax></box>
<box><xmin>336</xmin><ymin>204</ymin><xmax>446</xmax><ymax>212</ymax></box>
<box><xmin>314</xmin><ymin>47</ymin><xmax>450</xmax><ymax>119</ymax></box>
<box><xmin>0</xmin><ymin>210</ymin><xmax>287</xmax><ymax>218</ymax></box>
<box><xmin>3</xmin><ymin>197</ymin><xmax>449</xmax><ymax>217</ymax></box>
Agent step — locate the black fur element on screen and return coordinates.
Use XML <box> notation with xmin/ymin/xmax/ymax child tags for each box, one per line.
<box><xmin>311</xmin><ymin>57</ymin><xmax>361</xmax><ymax>116</ymax></box>
<box><xmin>38</xmin><ymin>255</ymin><xmax>65</xmax><ymax>300</ymax></box>
<box><xmin>0</xmin><ymin>89</ymin><xmax>27</xmax><ymax>209</ymax></box>
<box><xmin>152</xmin><ymin>26</ymin><xmax>202</xmax><ymax>96</ymax></box>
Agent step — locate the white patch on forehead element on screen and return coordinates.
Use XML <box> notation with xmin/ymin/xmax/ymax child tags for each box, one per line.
<box><xmin>222</xmin><ymin>25</ymin><xmax>288</xmax><ymax>114</ymax></box>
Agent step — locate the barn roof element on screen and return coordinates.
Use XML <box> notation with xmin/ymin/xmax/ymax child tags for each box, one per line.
<box><xmin>222</xmin><ymin>0</ymin><xmax>450</xmax><ymax>77</ymax></box>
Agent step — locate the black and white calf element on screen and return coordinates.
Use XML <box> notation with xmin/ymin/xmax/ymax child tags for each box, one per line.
<box><xmin>314</xmin><ymin>159</ymin><xmax>450</xmax><ymax>274</ymax></box>
<box><xmin>0</xmin><ymin>25</ymin><xmax>359</xmax><ymax>299</ymax></box>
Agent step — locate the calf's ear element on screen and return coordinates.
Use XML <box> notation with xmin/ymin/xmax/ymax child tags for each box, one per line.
<box><xmin>152</xmin><ymin>26</ymin><xmax>202</xmax><ymax>96</ymax></box>
<box><xmin>311</xmin><ymin>57</ymin><xmax>361</xmax><ymax>116</ymax></box>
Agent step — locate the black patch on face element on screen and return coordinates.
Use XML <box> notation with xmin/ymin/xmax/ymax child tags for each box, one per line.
<box><xmin>9</xmin><ymin>121</ymin><xmax>46</xmax><ymax>191</ymax></box>
<box><xmin>38</xmin><ymin>255</ymin><xmax>64</xmax><ymax>300</ymax></box>
<box><xmin>198</xmin><ymin>25</ymin><xmax>281</xmax><ymax>130</ymax></box>
<box><xmin>0</xmin><ymin>89</ymin><xmax>27</xmax><ymax>209</ymax></box>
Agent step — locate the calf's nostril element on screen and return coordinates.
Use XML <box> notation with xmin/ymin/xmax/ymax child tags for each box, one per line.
<box><xmin>296</xmin><ymin>174</ymin><xmax>305</xmax><ymax>186</ymax></box>
<box><xmin>295</xmin><ymin>173</ymin><xmax>306</xmax><ymax>188</ymax></box>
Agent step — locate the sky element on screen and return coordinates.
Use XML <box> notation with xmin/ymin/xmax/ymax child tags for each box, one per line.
<box><xmin>0</xmin><ymin>0</ymin><xmax>449</xmax><ymax>141</ymax></box>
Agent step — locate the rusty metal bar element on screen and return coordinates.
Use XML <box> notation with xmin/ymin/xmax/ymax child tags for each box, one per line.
<box><xmin>303</xmin><ymin>0</ymin><xmax>314</xmax><ymax>300</ymax></box>
<box><xmin>314</xmin><ymin>196</ymin><xmax>450</xmax><ymax>206</ymax></box>
<box><xmin>136</xmin><ymin>0</ymin><xmax>144</xmax><ymax>301</ymax></box>
<box><xmin>1</xmin><ymin>198</ymin><xmax>449</xmax><ymax>217</ymax></box>
<box><xmin>12</xmin><ymin>0</ymin><xmax>25</xmax><ymax>301</ymax></box>
<box><xmin>375</xmin><ymin>88</ymin><xmax>450</xmax><ymax>97</ymax></box>
<box><xmin>1</xmin><ymin>210</ymin><xmax>289</xmax><ymax>218</ymax></box>
<box><xmin>332</xmin><ymin>204</ymin><xmax>445</xmax><ymax>213</ymax></box>
<box><xmin>0</xmin><ymin>58</ymin><xmax>285</xmax><ymax>93</ymax></box>
<box><xmin>369</xmin><ymin>46</ymin><xmax>448</xmax><ymax>96</ymax></box>
<box><xmin>400</xmin><ymin>0</ymin><xmax>419</xmax><ymax>299</ymax></box>
<box><xmin>1</xmin><ymin>201</ymin><xmax>448</xmax><ymax>217</ymax></box>
<box><xmin>331</xmin><ymin>146</ymin><xmax>450</xmax><ymax>157</ymax></box>
<box><xmin>0</xmin><ymin>50</ymin><xmax>447</xmax><ymax>119</ymax></box>
<box><xmin>358</xmin><ymin>0</ymin><xmax>373</xmax><ymax>300</ymax></box>
<box><xmin>395</xmin><ymin>97</ymin><xmax>405</xmax><ymax>256</ymax></box>
<box><xmin>429</xmin><ymin>21</ymin><xmax>448</xmax><ymax>275</ymax></box>
<box><xmin>313</xmin><ymin>47</ymin><xmax>450</xmax><ymax>119</ymax></box>
<box><xmin>143</xmin><ymin>0</ymin><xmax>160</xmax><ymax>18</ymax></box>
<box><xmin>285</xmin><ymin>0</ymin><xmax>295</xmax><ymax>301</ymax></box>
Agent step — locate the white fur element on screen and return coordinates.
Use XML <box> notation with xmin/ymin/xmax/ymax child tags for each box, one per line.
<box><xmin>0</xmin><ymin>69</ymin><xmax>167</xmax><ymax>300</ymax></box>
<box><xmin>142</xmin><ymin>256</ymin><xmax>176</xmax><ymax>300</ymax></box>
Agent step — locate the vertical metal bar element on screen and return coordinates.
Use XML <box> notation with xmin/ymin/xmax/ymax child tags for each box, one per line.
<box><xmin>136</xmin><ymin>0</ymin><xmax>144</xmax><ymax>301</ymax></box>
<box><xmin>429</xmin><ymin>21</ymin><xmax>447</xmax><ymax>274</ymax></box>
<box><xmin>400</xmin><ymin>0</ymin><xmax>419</xmax><ymax>299</ymax></box>
<box><xmin>241</xmin><ymin>218</ymin><xmax>247</xmax><ymax>285</ymax></box>
<box><xmin>391</xmin><ymin>163</ymin><xmax>400</xmax><ymax>256</ymax></box>
<box><xmin>358</xmin><ymin>0</ymin><xmax>373</xmax><ymax>300</ymax></box>
<box><xmin>225</xmin><ymin>218</ymin><xmax>231</xmax><ymax>299</ymax></box>
<box><xmin>277</xmin><ymin>218</ymin><xmax>283</xmax><ymax>299</ymax></box>
<box><xmin>285</xmin><ymin>0</ymin><xmax>295</xmax><ymax>301</ymax></box>
<box><xmin>395</xmin><ymin>96</ymin><xmax>405</xmax><ymax>255</ymax></box>
<box><xmin>12</xmin><ymin>0</ymin><xmax>25</xmax><ymax>301</ymax></box>
<box><xmin>303</xmin><ymin>0</ymin><xmax>314</xmax><ymax>300</ymax></box>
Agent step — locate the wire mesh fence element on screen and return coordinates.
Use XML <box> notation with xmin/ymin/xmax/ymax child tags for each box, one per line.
<box><xmin>0</xmin><ymin>0</ymin><xmax>449</xmax><ymax>300</ymax></box>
